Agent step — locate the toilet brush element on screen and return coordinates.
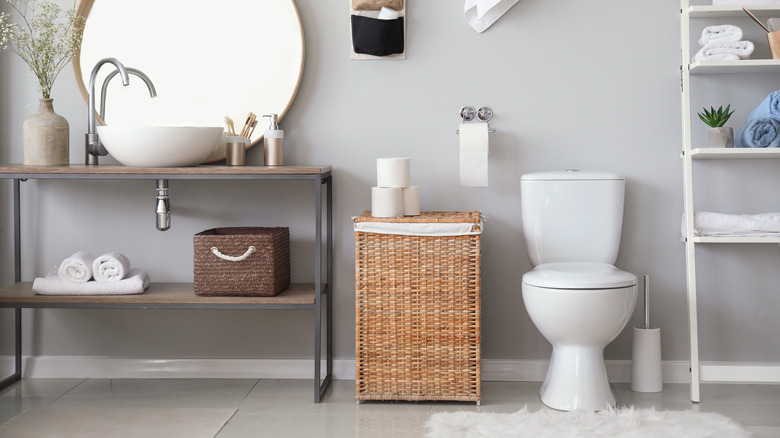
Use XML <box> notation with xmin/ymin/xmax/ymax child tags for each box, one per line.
<box><xmin>631</xmin><ymin>274</ymin><xmax>663</xmax><ymax>392</ymax></box>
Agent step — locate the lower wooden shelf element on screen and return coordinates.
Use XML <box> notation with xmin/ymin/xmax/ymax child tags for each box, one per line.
<box><xmin>0</xmin><ymin>282</ymin><xmax>320</xmax><ymax>309</ymax></box>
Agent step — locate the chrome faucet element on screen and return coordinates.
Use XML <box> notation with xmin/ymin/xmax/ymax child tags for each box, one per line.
<box><xmin>86</xmin><ymin>58</ymin><xmax>130</xmax><ymax>165</ymax></box>
<box><xmin>99</xmin><ymin>68</ymin><xmax>157</xmax><ymax>121</ymax></box>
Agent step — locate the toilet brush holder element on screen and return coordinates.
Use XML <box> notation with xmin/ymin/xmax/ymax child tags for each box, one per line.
<box><xmin>631</xmin><ymin>274</ymin><xmax>662</xmax><ymax>392</ymax></box>
<box><xmin>631</xmin><ymin>327</ymin><xmax>662</xmax><ymax>392</ymax></box>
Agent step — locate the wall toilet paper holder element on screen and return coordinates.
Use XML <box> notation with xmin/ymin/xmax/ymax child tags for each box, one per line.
<box><xmin>457</xmin><ymin>105</ymin><xmax>496</xmax><ymax>133</ymax></box>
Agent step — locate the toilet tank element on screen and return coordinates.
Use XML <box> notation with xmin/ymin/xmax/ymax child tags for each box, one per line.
<box><xmin>521</xmin><ymin>170</ymin><xmax>626</xmax><ymax>266</ymax></box>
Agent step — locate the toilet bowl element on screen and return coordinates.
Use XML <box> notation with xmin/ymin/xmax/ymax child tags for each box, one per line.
<box><xmin>522</xmin><ymin>262</ymin><xmax>637</xmax><ymax>411</ymax></box>
<box><xmin>520</xmin><ymin>171</ymin><xmax>637</xmax><ymax>411</ymax></box>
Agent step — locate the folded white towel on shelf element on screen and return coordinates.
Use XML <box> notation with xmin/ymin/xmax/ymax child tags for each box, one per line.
<box><xmin>693</xmin><ymin>40</ymin><xmax>754</xmax><ymax>61</ymax></box>
<box><xmin>699</xmin><ymin>25</ymin><xmax>743</xmax><ymax>46</ymax></box>
<box><xmin>92</xmin><ymin>252</ymin><xmax>131</xmax><ymax>282</ymax></box>
<box><xmin>713</xmin><ymin>0</ymin><xmax>780</xmax><ymax>5</ymax></box>
<box><xmin>57</xmin><ymin>251</ymin><xmax>96</xmax><ymax>284</ymax></box>
<box><xmin>34</xmin><ymin>266</ymin><xmax>150</xmax><ymax>296</ymax></box>
<box><xmin>682</xmin><ymin>211</ymin><xmax>780</xmax><ymax>237</ymax></box>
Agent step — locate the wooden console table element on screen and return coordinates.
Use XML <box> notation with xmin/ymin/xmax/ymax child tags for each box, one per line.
<box><xmin>0</xmin><ymin>164</ymin><xmax>333</xmax><ymax>402</ymax></box>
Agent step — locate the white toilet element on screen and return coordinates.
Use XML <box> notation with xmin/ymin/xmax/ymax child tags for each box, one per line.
<box><xmin>520</xmin><ymin>170</ymin><xmax>637</xmax><ymax>411</ymax></box>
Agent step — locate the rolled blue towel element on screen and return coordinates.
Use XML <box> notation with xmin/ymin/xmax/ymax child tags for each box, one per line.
<box><xmin>735</xmin><ymin>118</ymin><xmax>780</xmax><ymax>148</ymax></box>
<box><xmin>748</xmin><ymin>90</ymin><xmax>780</xmax><ymax>121</ymax></box>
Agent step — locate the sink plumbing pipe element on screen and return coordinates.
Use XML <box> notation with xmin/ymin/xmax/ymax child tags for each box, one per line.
<box><xmin>156</xmin><ymin>179</ymin><xmax>171</xmax><ymax>231</ymax></box>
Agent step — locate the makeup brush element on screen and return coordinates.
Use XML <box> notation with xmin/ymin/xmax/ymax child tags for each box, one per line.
<box><xmin>743</xmin><ymin>7</ymin><xmax>770</xmax><ymax>33</ymax></box>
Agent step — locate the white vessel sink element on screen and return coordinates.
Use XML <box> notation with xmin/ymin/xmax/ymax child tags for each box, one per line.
<box><xmin>97</xmin><ymin>126</ymin><xmax>223</xmax><ymax>167</ymax></box>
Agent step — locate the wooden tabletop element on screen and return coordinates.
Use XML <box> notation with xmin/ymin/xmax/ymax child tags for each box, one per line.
<box><xmin>0</xmin><ymin>282</ymin><xmax>319</xmax><ymax>308</ymax></box>
<box><xmin>0</xmin><ymin>164</ymin><xmax>332</xmax><ymax>177</ymax></box>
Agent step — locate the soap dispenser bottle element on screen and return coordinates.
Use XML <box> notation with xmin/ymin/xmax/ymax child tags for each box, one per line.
<box><xmin>263</xmin><ymin>113</ymin><xmax>284</xmax><ymax>166</ymax></box>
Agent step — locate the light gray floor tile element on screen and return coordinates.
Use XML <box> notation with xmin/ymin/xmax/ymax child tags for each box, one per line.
<box><xmin>47</xmin><ymin>379</ymin><xmax>257</xmax><ymax>409</ymax></box>
<box><xmin>0</xmin><ymin>379</ymin><xmax>83</xmax><ymax>426</ymax></box>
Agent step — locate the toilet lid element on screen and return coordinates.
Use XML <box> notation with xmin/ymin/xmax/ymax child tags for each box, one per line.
<box><xmin>523</xmin><ymin>262</ymin><xmax>637</xmax><ymax>289</ymax></box>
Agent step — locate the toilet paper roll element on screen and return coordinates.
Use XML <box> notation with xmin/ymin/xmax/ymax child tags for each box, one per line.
<box><xmin>631</xmin><ymin>327</ymin><xmax>663</xmax><ymax>393</ymax></box>
<box><xmin>459</xmin><ymin>123</ymin><xmax>489</xmax><ymax>187</ymax></box>
<box><xmin>377</xmin><ymin>157</ymin><xmax>410</xmax><ymax>188</ymax></box>
<box><xmin>371</xmin><ymin>186</ymin><xmax>403</xmax><ymax>217</ymax></box>
<box><xmin>402</xmin><ymin>186</ymin><xmax>420</xmax><ymax>216</ymax></box>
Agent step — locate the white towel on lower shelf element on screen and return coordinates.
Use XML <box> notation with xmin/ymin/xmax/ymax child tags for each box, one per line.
<box><xmin>693</xmin><ymin>40</ymin><xmax>754</xmax><ymax>62</ymax></box>
<box><xmin>93</xmin><ymin>252</ymin><xmax>131</xmax><ymax>282</ymax></box>
<box><xmin>57</xmin><ymin>251</ymin><xmax>95</xmax><ymax>284</ymax></box>
<box><xmin>683</xmin><ymin>211</ymin><xmax>780</xmax><ymax>237</ymax></box>
<box><xmin>34</xmin><ymin>266</ymin><xmax>150</xmax><ymax>295</ymax></box>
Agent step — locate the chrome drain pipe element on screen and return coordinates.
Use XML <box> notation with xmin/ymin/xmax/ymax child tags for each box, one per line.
<box><xmin>155</xmin><ymin>179</ymin><xmax>171</xmax><ymax>231</ymax></box>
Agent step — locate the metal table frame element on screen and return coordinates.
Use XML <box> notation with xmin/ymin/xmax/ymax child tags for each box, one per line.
<box><xmin>0</xmin><ymin>165</ymin><xmax>332</xmax><ymax>402</ymax></box>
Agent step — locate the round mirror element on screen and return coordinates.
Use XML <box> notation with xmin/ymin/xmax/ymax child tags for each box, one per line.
<box><xmin>74</xmin><ymin>0</ymin><xmax>305</xmax><ymax>162</ymax></box>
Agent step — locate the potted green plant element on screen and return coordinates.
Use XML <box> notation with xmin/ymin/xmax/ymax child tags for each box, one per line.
<box><xmin>698</xmin><ymin>105</ymin><xmax>735</xmax><ymax>148</ymax></box>
<box><xmin>0</xmin><ymin>0</ymin><xmax>85</xmax><ymax>165</ymax></box>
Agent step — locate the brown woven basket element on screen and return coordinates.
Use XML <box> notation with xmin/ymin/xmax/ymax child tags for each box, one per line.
<box><xmin>354</xmin><ymin>211</ymin><xmax>482</xmax><ymax>403</ymax></box>
<box><xmin>194</xmin><ymin>227</ymin><xmax>290</xmax><ymax>296</ymax></box>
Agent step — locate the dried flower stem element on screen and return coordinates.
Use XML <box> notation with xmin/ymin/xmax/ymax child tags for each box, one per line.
<box><xmin>0</xmin><ymin>0</ymin><xmax>85</xmax><ymax>98</ymax></box>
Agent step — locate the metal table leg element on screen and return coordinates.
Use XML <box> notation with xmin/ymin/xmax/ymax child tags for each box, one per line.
<box><xmin>1</xmin><ymin>179</ymin><xmax>23</xmax><ymax>390</ymax></box>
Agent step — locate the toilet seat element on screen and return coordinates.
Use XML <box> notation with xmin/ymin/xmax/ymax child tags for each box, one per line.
<box><xmin>523</xmin><ymin>262</ymin><xmax>636</xmax><ymax>289</ymax></box>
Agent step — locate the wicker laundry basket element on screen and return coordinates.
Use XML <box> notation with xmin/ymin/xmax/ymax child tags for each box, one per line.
<box><xmin>354</xmin><ymin>211</ymin><xmax>482</xmax><ymax>403</ymax></box>
<box><xmin>194</xmin><ymin>227</ymin><xmax>290</xmax><ymax>296</ymax></box>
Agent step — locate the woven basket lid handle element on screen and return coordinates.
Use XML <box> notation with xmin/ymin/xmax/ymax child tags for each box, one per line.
<box><xmin>210</xmin><ymin>246</ymin><xmax>256</xmax><ymax>262</ymax></box>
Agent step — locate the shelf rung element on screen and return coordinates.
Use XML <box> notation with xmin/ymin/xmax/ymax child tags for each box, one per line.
<box><xmin>688</xmin><ymin>148</ymin><xmax>780</xmax><ymax>159</ymax></box>
<box><xmin>700</xmin><ymin>364</ymin><xmax>780</xmax><ymax>383</ymax></box>
<box><xmin>692</xmin><ymin>236</ymin><xmax>780</xmax><ymax>244</ymax></box>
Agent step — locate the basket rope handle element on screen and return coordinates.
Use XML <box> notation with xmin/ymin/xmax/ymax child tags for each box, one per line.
<box><xmin>211</xmin><ymin>246</ymin><xmax>256</xmax><ymax>262</ymax></box>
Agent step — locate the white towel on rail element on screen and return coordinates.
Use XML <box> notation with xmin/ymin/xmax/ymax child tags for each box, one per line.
<box><xmin>699</xmin><ymin>25</ymin><xmax>743</xmax><ymax>46</ymax></box>
<box><xmin>93</xmin><ymin>252</ymin><xmax>132</xmax><ymax>282</ymax></box>
<box><xmin>683</xmin><ymin>211</ymin><xmax>780</xmax><ymax>237</ymax></box>
<box><xmin>34</xmin><ymin>266</ymin><xmax>150</xmax><ymax>295</ymax></box>
<box><xmin>693</xmin><ymin>40</ymin><xmax>754</xmax><ymax>61</ymax></box>
<box><xmin>57</xmin><ymin>251</ymin><xmax>95</xmax><ymax>284</ymax></box>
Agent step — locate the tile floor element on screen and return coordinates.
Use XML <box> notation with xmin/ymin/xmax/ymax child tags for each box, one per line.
<box><xmin>0</xmin><ymin>378</ymin><xmax>779</xmax><ymax>437</ymax></box>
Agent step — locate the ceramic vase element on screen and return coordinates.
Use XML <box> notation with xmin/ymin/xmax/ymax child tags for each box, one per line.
<box><xmin>707</xmin><ymin>126</ymin><xmax>733</xmax><ymax>148</ymax></box>
<box><xmin>23</xmin><ymin>98</ymin><xmax>69</xmax><ymax>165</ymax></box>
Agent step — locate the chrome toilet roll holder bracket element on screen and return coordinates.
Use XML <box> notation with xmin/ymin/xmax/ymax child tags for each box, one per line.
<box><xmin>458</xmin><ymin>106</ymin><xmax>496</xmax><ymax>133</ymax></box>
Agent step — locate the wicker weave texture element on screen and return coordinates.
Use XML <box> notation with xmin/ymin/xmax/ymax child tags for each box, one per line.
<box><xmin>355</xmin><ymin>211</ymin><xmax>481</xmax><ymax>402</ymax></box>
<box><xmin>194</xmin><ymin>227</ymin><xmax>290</xmax><ymax>297</ymax></box>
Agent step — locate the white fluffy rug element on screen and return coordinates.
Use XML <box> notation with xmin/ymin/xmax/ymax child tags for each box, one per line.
<box><xmin>425</xmin><ymin>407</ymin><xmax>754</xmax><ymax>438</ymax></box>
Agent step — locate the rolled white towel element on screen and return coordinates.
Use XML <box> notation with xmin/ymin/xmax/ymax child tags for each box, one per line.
<box><xmin>92</xmin><ymin>252</ymin><xmax>132</xmax><ymax>282</ymax></box>
<box><xmin>693</xmin><ymin>40</ymin><xmax>754</xmax><ymax>62</ymax></box>
<box><xmin>58</xmin><ymin>251</ymin><xmax>95</xmax><ymax>284</ymax></box>
<box><xmin>699</xmin><ymin>25</ymin><xmax>743</xmax><ymax>46</ymax></box>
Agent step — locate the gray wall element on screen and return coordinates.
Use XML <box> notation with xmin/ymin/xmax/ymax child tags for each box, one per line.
<box><xmin>2</xmin><ymin>0</ymin><xmax>779</xmax><ymax>373</ymax></box>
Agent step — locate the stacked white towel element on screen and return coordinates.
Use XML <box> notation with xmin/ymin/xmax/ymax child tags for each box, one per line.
<box><xmin>93</xmin><ymin>252</ymin><xmax>131</xmax><ymax>282</ymax></box>
<box><xmin>37</xmin><ymin>252</ymin><xmax>149</xmax><ymax>295</ymax></box>
<box><xmin>694</xmin><ymin>25</ymin><xmax>754</xmax><ymax>61</ymax></box>
<box><xmin>34</xmin><ymin>266</ymin><xmax>150</xmax><ymax>296</ymax></box>
<box><xmin>58</xmin><ymin>251</ymin><xmax>95</xmax><ymax>284</ymax></box>
<box><xmin>682</xmin><ymin>211</ymin><xmax>780</xmax><ymax>237</ymax></box>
